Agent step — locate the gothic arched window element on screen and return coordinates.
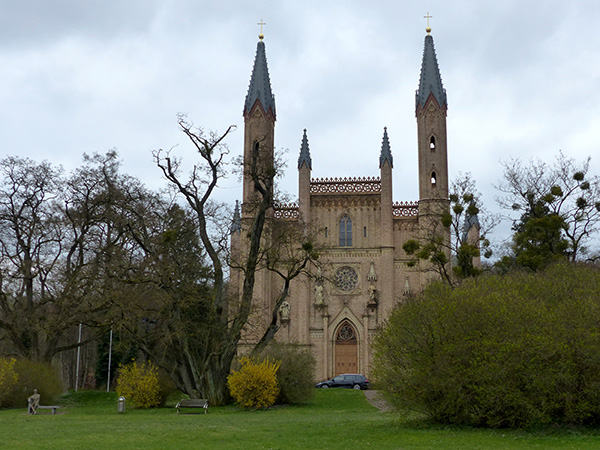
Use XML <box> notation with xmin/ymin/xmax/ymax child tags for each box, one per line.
<box><xmin>431</xmin><ymin>171</ymin><xmax>437</xmax><ymax>186</ymax></box>
<box><xmin>339</xmin><ymin>215</ymin><xmax>352</xmax><ymax>246</ymax></box>
<box><xmin>430</xmin><ymin>136</ymin><xmax>436</xmax><ymax>151</ymax></box>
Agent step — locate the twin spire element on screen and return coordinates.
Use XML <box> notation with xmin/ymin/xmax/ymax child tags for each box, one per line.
<box><xmin>297</xmin><ymin>127</ymin><xmax>393</xmax><ymax>170</ymax></box>
<box><xmin>244</xmin><ymin>38</ymin><xmax>276</xmax><ymax>119</ymax></box>
<box><xmin>242</xmin><ymin>24</ymin><xmax>443</xmax><ymax>174</ymax></box>
<box><xmin>416</xmin><ymin>33</ymin><xmax>447</xmax><ymax>111</ymax></box>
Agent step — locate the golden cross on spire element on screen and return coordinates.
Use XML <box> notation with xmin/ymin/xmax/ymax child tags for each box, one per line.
<box><xmin>424</xmin><ymin>12</ymin><xmax>433</xmax><ymax>35</ymax></box>
<box><xmin>257</xmin><ymin>19</ymin><xmax>266</xmax><ymax>40</ymax></box>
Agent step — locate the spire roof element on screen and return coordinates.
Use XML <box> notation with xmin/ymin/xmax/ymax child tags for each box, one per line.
<box><xmin>379</xmin><ymin>127</ymin><xmax>393</xmax><ymax>168</ymax></box>
<box><xmin>298</xmin><ymin>129</ymin><xmax>312</xmax><ymax>170</ymax></box>
<box><xmin>231</xmin><ymin>200</ymin><xmax>241</xmax><ymax>234</ymax></box>
<box><xmin>461</xmin><ymin>213</ymin><xmax>480</xmax><ymax>243</ymax></box>
<box><xmin>244</xmin><ymin>40</ymin><xmax>276</xmax><ymax>119</ymax></box>
<box><xmin>416</xmin><ymin>34</ymin><xmax>447</xmax><ymax>111</ymax></box>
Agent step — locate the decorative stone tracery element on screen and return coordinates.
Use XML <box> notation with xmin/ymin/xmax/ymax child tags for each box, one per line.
<box><xmin>392</xmin><ymin>201</ymin><xmax>419</xmax><ymax>217</ymax></box>
<box><xmin>311</xmin><ymin>177</ymin><xmax>381</xmax><ymax>194</ymax></box>
<box><xmin>273</xmin><ymin>203</ymin><xmax>300</xmax><ymax>220</ymax></box>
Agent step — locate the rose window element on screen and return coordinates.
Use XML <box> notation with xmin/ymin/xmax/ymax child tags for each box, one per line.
<box><xmin>335</xmin><ymin>266</ymin><xmax>358</xmax><ymax>291</ymax></box>
<box><xmin>336</xmin><ymin>322</ymin><xmax>356</xmax><ymax>342</ymax></box>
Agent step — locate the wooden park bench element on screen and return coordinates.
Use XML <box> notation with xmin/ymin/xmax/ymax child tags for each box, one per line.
<box><xmin>175</xmin><ymin>398</ymin><xmax>208</xmax><ymax>414</ymax></box>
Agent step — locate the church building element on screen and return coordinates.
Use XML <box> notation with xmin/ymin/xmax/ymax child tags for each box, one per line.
<box><xmin>231</xmin><ymin>25</ymin><xmax>451</xmax><ymax>380</ymax></box>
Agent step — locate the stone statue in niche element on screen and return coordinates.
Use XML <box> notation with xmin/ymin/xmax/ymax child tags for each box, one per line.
<box><xmin>314</xmin><ymin>282</ymin><xmax>324</xmax><ymax>306</ymax></box>
<box><xmin>279</xmin><ymin>300</ymin><xmax>290</xmax><ymax>322</ymax></box>
<box><xmin>403</xmin><ymin>276</ymin><xmax>411</xmax><ymax>296</ymax></box>
<box><xmin>366</xmin><ymin>262</ymin><xmax>378</xmax><ymax>311</ymax></box>
<box><xmin>314</xmin><ymin>265</ymin><xmax>326</xmax><ymax>308</ymax></box>
<box><xmin>367</xmin><ymin>283</ymin><xmax>378</xmax><ymax>311</ymax></box>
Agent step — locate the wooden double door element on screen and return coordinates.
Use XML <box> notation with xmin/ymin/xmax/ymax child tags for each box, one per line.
<box><xmin>334</xmin><ymin>321</ymin><xmax>358</xmax><ymax>376</ymax></box>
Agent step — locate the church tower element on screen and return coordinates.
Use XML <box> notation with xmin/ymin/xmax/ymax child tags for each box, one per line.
<box><xmin>242</xmin><ymin>33</ymin><xmax>276</xmax><ymax>215</ymax></box>
<box><xmin>415</xmin><ymin>25</ymin><xmax>451</xmax><ymax>278</ymax></box>
<box><xmin>416</xmin><ymin>27</ymin><xmax>448</xmax><ymax>208</ymax></box>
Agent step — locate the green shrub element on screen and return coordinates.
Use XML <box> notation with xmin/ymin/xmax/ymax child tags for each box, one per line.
<box><xmin>260</xmin><ymin>343</ymin><xmax>315</xmax><ymax>404</ymax></box>
<box><xmin>373</xmin><ymin>263</ymin><xmax>600</xmax><ymax>427</ymax></box>
<box><xmin>116</xmin><ymin>360</ymin><xmax>161</xmax><ymax>408</ymax></box>
<box><xmin>1</xmin><ymin>359</ymin><xmax>63</xmax><ymax>408</ymax></box>
<box><xmin>228</xmin><ymin>356</ymin><xmax>280</xmax><ymax>409</ymax></box>
<box><xmin>156</xmin><ymin>368</ymin><xmax>177</xmax><ymax>407</ymax></box>
<box><xmin>0</xmin><ymin>358</ymin><xmax>19</xmax><ymax>407</ymax></box>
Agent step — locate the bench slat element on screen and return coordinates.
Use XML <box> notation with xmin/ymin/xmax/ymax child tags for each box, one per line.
<box><xmin>176</xmin><ymin>399</ymin><xmax>208</xmax><ymax>414</ymax></box>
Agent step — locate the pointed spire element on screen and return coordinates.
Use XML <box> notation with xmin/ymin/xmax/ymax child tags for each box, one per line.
<box><xmin>416</xmin><ymin>33</ymin><xmax>447</xmax><ymax>112</ymax></box>
<box><xmin>298</xmin><ymin>129</ymin><xmax>312</xmax><ymax>170</ymax></box>
<box><xmin>231</xmin><ymin>200</ymin><xmax>241</xmax><ymax>234</ymax></box>
<box><xmin>244</xmin><ymin>40</ymin><xmax>276</xmax><ymax>119</ymax></box>
<box><xmin>461</xmin><ymin>213</ymin><xmax>481</xmax><ymax>243</ymax></box>
<box><xmin>379</xmin><ymin>127</ymin><xmax>393</xmax><ymax>168</ymax></box>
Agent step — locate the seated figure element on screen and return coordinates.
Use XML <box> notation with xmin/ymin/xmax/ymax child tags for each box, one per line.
<box><xmin>28</xmin><ymin>389</ymin><xmax>40</xmax><ymax>415</ymax></box>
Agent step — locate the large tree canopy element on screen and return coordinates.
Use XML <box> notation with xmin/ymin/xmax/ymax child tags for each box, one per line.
<box><xmin>0</xmin><ymin>152</ymin><xmax>155</xmax><ymax>363</ymax></box>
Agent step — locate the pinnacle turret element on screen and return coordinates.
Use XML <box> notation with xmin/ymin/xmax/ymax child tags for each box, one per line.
<box><xmin>244</xmin><ymin>40</ymin><xmax>276</xmax><ymax>119</ymax></box>
<box><xmin>379</xmin><ymin>127</ymin><xmax>393</xmax><ymax>168</ymax></box>
<box><xmin>416</xmin><ymin>34</ymin><xmax>447</xmax><ymax>112</ymax></box>
<box><xmin>461</xmin><ymin>213</ymin><xmax>480</xmax><ymax>243</ymax></box>
<box><xmin>298</xmin><ymin>129</ymin><xmax>312</xmax><ymax>170</ymax></box>
<box><xmin>231</xmin><ymin>200</ymin><xmax>241</xmax><ymax>234</ymax></box>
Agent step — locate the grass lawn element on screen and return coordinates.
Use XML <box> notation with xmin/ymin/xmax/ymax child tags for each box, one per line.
<box><xmin>2</xmin><ymin>389</ymin><xmax>600</xmax><ymax>449</ymax></box>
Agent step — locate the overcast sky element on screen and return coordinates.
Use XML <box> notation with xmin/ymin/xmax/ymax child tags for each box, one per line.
<box><xmin>2</xmin><ymin>1</ymin><xmax>599</xmax><ymax>252</ymax></box>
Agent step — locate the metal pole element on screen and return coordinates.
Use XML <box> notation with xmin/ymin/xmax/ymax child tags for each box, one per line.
<box><xmin>107</xmin><ymin>327</ymin><xmax>113</xmax><ymax>392</ymax></box>
<box><xmin>75</xmin><ymin>323</ymin><xmax>82</xmax><ymax>391</ymax></box>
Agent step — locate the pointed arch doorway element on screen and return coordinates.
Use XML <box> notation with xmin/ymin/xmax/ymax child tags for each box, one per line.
<box><xmin>334</xmin><ymin>320</ymin><xmax>358</xmax><ymax>376</ymax></box>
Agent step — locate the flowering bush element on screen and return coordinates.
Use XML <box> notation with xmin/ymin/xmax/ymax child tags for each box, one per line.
<box><xmin>227</xmin><ymin>357</ymin><xmax>280</xmax><ymax>409</ymax></box>
<box><xmin>116</xmin><ymin>360</ymin><xmax>161</xmax><ymax>408</ymax></box>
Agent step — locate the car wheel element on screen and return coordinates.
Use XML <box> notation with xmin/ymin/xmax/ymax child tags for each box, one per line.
<box><xmin>321</xmin><ymin>385</ymin><xmax>329</xmax><ymax>389</ymax></box>
<box><xmin>353</xmin><ymin>384</ymin><xmax>361</xmax><ymax>390</ymax></box>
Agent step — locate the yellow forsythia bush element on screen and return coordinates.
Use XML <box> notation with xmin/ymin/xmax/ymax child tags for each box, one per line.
<box><xmin>0</xmin><ymin>358</ymin><xmax>19</xmax><ymax>408</ymax></box>
<box><xmin>116</xmin><ymin>360</ymin><xmax>161</xmax><ymax>408</ymax></box>
<box><xmin>228</xmin><ymin>357</ymin><xmax>281</xmax><ymax>409</ymax></box>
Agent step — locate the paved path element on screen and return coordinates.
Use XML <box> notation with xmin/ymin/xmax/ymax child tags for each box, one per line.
<box><xmin>364</xmin><ymin>390</ymin><xmax>393</xmax><ymax>412</ymax></box>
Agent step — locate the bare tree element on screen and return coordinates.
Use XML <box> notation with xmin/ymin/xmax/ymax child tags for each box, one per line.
<box><xmin>0</xmin><ymin>152</ymin><xmax>158</xmax><ymax>364</ymax></box>
<box><xmin>152</xmin><ymin>117</ymin><xmax>319</xmax><ymax>404</ymax></box>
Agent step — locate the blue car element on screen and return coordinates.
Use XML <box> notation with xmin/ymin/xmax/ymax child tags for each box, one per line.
<box><xmin>315</xmin><ymin>373</ymin><xmax>369</xmax><ymax>390</ymax></box>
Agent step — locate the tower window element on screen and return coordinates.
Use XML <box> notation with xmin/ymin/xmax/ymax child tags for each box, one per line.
<box><xmin>431</xmin><ymin>171</ymin><xmax>437</xmax><ymax>186</ymax></box>
<box><xmin>364</xmin><ymin>226</ymin><xmax>367</xmax><ymax>237</ymax></box>
<box><xmin>430</xmin><ymin>136</ymin><xmax>436</xmax><ymax>151</ymax></box>
<box><xmin>339</xmin><ymin>215</ymin><xmax>352</xmax><ymax>247</ymax></box>
<box><xmin>325</xmin><ymin>227</ymin><xmax>328</xmax><ymax>238</ymax></box>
